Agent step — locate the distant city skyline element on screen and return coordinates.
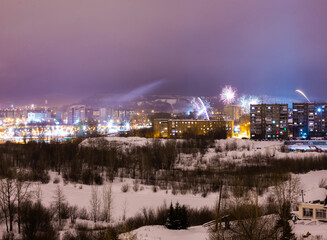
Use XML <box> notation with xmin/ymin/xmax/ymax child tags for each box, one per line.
<box><xmin>1</xmin><ymin>0</ymin><xmax>327</xmax><ymax>104</ymax></box>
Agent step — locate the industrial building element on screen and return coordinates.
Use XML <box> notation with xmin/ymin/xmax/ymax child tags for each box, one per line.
<box><xmin>250</xmin><ymin>104</ymin><xmax>289</xmax><ymax>139</ymax></box>
<box><xmin>153</xmin><ymin>119</ymin><xmax>234</xmax><ymax>138</ymax></box>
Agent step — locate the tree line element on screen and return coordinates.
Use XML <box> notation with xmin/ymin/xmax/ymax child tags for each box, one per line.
<box><xmin>1</xmin><ymin>139</ymin><xmax>327</xmax><ymax>196</ymax></box>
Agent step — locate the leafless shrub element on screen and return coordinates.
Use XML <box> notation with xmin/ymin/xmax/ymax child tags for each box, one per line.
<box><xmin>121</xmin><ymin>183</ymin><xmax>129</xmax><ymax>193</ymax></box>
<box><xmin>53</xmin><ymin>177</ymin><xmax>60</xmax><ymax>184</ymax></box>
<box><xmin>318</xmin><ymin>178</ymin><xmax>327</xmax><ymax>189</ymax></box>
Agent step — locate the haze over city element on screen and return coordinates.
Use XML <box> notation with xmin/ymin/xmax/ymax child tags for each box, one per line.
<box><xmin>2</xmin><ymin>1</ymin><xmax>327</xmax><ymax>240</ymax></box>
<box><xmin>1</xmin><ymin>0</ymin><xmax>327</xmax><ymax>105</ymax></box>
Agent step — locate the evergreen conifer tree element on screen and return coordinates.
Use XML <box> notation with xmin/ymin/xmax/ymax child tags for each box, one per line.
<box><xmin>275</xmin><ymin>202</ymin><xmax>295</xmax><ymax>240</ymax></box>
<box><xmin>166</xmin><ymin>203</ymin><xmax>175</xmax><ymax>229</ymax></box>
<box><xmin>166</xmin><ymin>202</ymin><xmax>189</xmax><ymax>230</ymax></box>
<box><xmin>180</xmin><ymin>205</ymin><xmax>189</xmax><ymax>229</ymax></box>
<box><xmin>174</xmin><ymin>202</ymin><xmax>182</xmax><ymax>229</ymax></box>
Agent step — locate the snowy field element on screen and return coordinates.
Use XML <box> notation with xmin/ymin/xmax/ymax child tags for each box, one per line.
<box><xmin>1</xmin><ymin>137</ymin><xmax>321</xmax><ymax>239</ymax></box>
<box><xmin>32</xmin><ymin>169</ymin><xmax>327</xmax><ymax>240</ymax></box>
<box><xmin>125</xmin><ymin>223</ymin><xmax>327</xmax><ymax>240</ymax></box>
<box><xmin>80</xmin><ymin>137</ymin><xmax>327</xmax><ymax>239</ymax></box>
<box><xmin>121</xmin><ymin>225</ymin><xmax>209</xmax><ymax>240</ymax></box>
<box><xmin>296</xmin><ymin>170</ymin><xmax>327</xmax><ymax>203</ymax></box>
<box><xmin>39</xmin><ymin>172</ymin><xmax>217</xmax><ymax>222</ymax></box>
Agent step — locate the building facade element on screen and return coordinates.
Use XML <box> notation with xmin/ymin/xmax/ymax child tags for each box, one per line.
<box><xmin>27</xmin><ymin>111</ymin><xmax>50</xmax><ymax>123</ymax></box>
<box><xmin>292</xmin><ymin>103</ymin><xmax>327</xmax><ymax>139</ymax></box>
<box><xmin>153</xmin><ymin>119</ymin><xmax>234</xmax><ymax>138</ymax></box>
<box><xmin>223</xmin><ymin>104</ymin><xmax>242</xmax><ymax>122</ymax></box>
<box><xmin>298</xmin><ymin>203</ymin><xmax>327</xmax><ymax>221</ymax></box>
<box><xmin>67</xmin><ymin>105</ymin><xmax>93</xmax><ymax>125</ymax></box>
<box><xmin>250</xmin><ymin>104</ymin><xmax>288</xmax><ymax>139</ymax></box>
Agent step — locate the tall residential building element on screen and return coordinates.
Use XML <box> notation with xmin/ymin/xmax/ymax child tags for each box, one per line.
<box><xmin>223</xmin><ymin>104</ymin><xmax>242</xmax><ymax>121</ymax></box>
<box><xmin>154</xmin><ymin>119</ymin><xmax>234</xmax><ymax>138</ymax></box>
<box><xmin>100</xmin><ymin>108</ymin><xmax>107</xmax><ymax>121</ymax></box>
<box><xmin>67</xmin><ymin>105</ymin><xmax>93</xmax><ymax>125</ymax></box>
<box><xmin>250</xmin><ymin>104</ymin><xmax>288</xmax><ymax>139</ymax></box>
<box><xmin>292</xmin><ymin>103</ymin><xmax>327</xmax><ymax>139</ymax></box>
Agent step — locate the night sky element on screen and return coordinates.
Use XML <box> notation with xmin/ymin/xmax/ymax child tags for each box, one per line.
<box><xmin>1</xmin><ymin>0</ymin><xmax>327</xmax><ymax>104</ymax></box>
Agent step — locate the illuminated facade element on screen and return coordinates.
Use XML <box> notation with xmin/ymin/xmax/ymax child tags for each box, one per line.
<box><xmin>67</xmin><ymin>105</ymin><xmax>93</xmax><ymax>125</ymax></box>
<box><xmin>153</xmin><ymin>119</ymin><xmax>234</xmax><ymax>138</ymax></box>
<box><xmin>27</xmin><ymin>112</ymin><xmax>50</xmax><ymax>123</ymax></box>
<box><xmin>292</xmin><ymin>103</ymin><xmax>327</xmax><ymax>139</ymax></box>
<box><xmin>223</xmin><ymin>104</ymin><xmax>242</xmax><ymax>121</ymax></box>
<box><xmin>250</xmin><ymin>104</ymin><xmax>288</xmax><ymax>139</ymax></box>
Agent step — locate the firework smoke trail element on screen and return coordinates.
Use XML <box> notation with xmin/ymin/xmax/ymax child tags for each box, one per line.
<box><xmin>296</xmin><ymin>90</ymin><xmax>311</xmax><ymax>103</ymax></box>
<box><xmin>197</xmin><ymin>97</ymin><xmax>210</xmax><ymax>120</ymax></box>
<box><xmin>220</xmin><ymin>85</ymin><xmax>236</xmax><ymax>104</ymax></box>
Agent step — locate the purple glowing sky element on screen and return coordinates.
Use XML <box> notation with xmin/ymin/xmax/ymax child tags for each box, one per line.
<box><xmin>1</xmin><ymin>0</ymin><xmax>327</xmax><ymax>104</ymax></box>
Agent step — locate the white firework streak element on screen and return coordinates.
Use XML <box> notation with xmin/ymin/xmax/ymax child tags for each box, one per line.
<box><xmin>296</xmin><ymin>90</ymin><xmax>311</xmax><ymax>103</ymax></box>
<box><xmin>197</xmin><ymin>97</ymin><xmax>210</xmax><ymax>120</ymax></box>
<box><xmin>190</xmin><ymin>97</ymin><xmax>210</xmax><ymax>119</ymax></box>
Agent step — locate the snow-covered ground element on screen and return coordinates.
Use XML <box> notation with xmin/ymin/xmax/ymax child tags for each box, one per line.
<box><xmin>12</xmin><ymin>137</ymin><xmax>324</xmax><ymax>239</ymax></box>
<box><xmin>32</xmin><ymin>169</ymin><xmax>327</xmax><ymax>239</ymax></box>
<box><xmin>124</xmin><ymin>223</ymin><xmax>327</xmax><ymax>240</ymax></box>
<box><xmin>294</xmin><ymin>221</ymin><xmax>327</xmax><ymax>239</ymax></box>
<box><xmin>296</xmin><ymin>170</ymin><xmax>327</xmax><ymax>203</ymax></box>
<box><xmin>121</xmin><ymin>225</ymin><xmax>208</xmax><ymax>240</ymax></box>
<box><xmin>80</xmin><ymin>137</ymin><xmax>166</xmax><ymax>149</ymax></box>
<box><xmin>39</xmin><ymin>172</ymin><xmax>217</xmax><ymax>222</ymax></box>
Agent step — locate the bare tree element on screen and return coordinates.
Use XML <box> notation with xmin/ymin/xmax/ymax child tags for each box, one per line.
<box><xmin>272</xmin><ymin>175</ymin><xmax>301</xmax><ymax>239</ymax></box>
<box><xmin>52</xmin><ymin>185</ymin><xmax>66</xmax><ymax>227</ymax></box>
<box><xmin>273</xmin><ymin>175</ymin><xmax>301</xmax><ymax>211</ymax></box>
<box><xmin>211</xmin><ymin>189</ymin><xmax>277</xmax><ymax>240</ymax></box>
<box><xmin>34</xmin><ymin>182</ymin><xmax>43</xmax><ymax>203</ymax></box>
<box><xmin>122</xmin><ymin>198</ymin><xmax>127</xmax><ymax>222</ymax></box>
<box><xmin>0</xmin><ymin>178</ymin><xmax>17</xmax><ymax>232</ymax></box>
<box><xmin>68</xmin><ymin>205</ymin><xmax>78</xmax><ymax>224</ymax></box>
<box><xmin>227</xmin><ymin>191</ymin><xmax>276</xmax><ymax>240</ymax></box>
<box><xmin>15</xmin><ymin>178</ymin><xmax>32</xmax><ymax>234</ymax></box>
<box><xmin>90</xmin><ymin>185</ymin><xmax>101</xmax><ymax>223</ymax></box>
<box><xmin>102</xmin><ymin>183</ymin><xmax>113</xmax><ymax>223</ymax></box>
<box><xmin>210</xmin><ymin>182</ymin><xmax>228</xmax><ymax>240</ymax></box>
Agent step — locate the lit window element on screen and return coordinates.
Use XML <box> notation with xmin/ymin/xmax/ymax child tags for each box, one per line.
<box><xmin>303</xmin><ymin>208</ymin><xmax>313</xmax><ymax>217</ymax></box>
<box><xmin>316</xmin><ymin>209</ymin><xmax>326</xmax><ymax>219</ymax></box>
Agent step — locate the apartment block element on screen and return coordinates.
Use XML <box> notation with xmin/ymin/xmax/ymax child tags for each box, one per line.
<box><xmin>292</xmin><ymin>103</ymin><xmax>327</xmax><ymax>139</ymax></box>
<box><xmin>250</xmin><ymin>104</ymin><xmax>288</xmax><ymax>139</ymax></box>
<box><xmin>154</xmin><ymin>119</ymin><xmax>233</xmax><ymax>138</ymax></box>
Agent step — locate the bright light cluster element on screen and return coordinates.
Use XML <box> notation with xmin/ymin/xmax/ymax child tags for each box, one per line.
<box><xmin>0</xmin><ymin>118</ymin><xmax>151</xmax><ymax>143</ymax></box>
<box><xmin>220</xmin><ymin>85</ymin><xmax>236</xmax><ymax>105</ymax></box>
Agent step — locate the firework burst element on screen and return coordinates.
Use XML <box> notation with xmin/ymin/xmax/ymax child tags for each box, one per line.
<box><xmin>220</xmin><ymin>85</ymin><xmax>236</xmax><ymax>104</ymax></box>
<box><xmin>191</xmin><ymin>97</ymin><xmax>210</xmax><ymax>119</ymax></box>
<box><xmin>239</xmin><ymin>95</ymin><xmax>260</xmax><ymax>113</ymax></box>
